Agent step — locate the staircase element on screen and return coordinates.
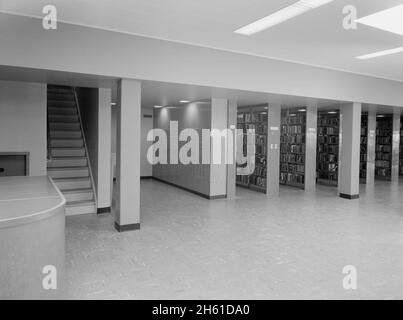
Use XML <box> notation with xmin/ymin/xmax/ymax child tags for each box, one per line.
<box><xmin>47</xmin><ymin>85</ymin><xmax>97</xmax><ymax>216</ymax></box>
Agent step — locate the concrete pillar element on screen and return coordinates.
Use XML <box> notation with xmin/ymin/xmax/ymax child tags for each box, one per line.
<box><xmin>391</xmin><ymin>109</ymin><xmax>401</xmax><ymax>182</ymax></box>
<box><xmin>305</xmin><ymin>103</ymin><xmax>318</xmax><ymax>192</ymax></box>
<box><xmin>339</xmin><ymin>102</ymin><xmax>362</xmax><ymax>199</ymax></box>
<box><xmin>366</xmin><ymin>106</ymin><xmax>377</xmax><ymax>185</ymax></box>
<box><xmin>226</xmin><ymin>100</ymin><xmax>237</xmax><ymax>199</ymax></box>
<box><xmin>115</xmin><ymin>79</ymin><xmax>141</xmax><ymax>232</ymax></box>
<box><xmin>210</xmin><ymin>98</ymin><xmax>228</xmax><ymax>198</ymax></box>
<box><xmin>97</xmin><ymin>88</ymin><xmax>112</xmax><ymax>212</ymax></box>
<box><xmin>266</xmin><ymin>103</ymin><xmax>281</xmax><ymax>195</ymax></box>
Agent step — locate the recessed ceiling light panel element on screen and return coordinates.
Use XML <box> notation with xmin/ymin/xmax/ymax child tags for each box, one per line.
<box><xmin>357</xmin><ymin>4</ymin><xmax>403</xmax><ymax>36</ymax></box>
<box><xmin>356</xmin><ymin>47</ymin><xmax>403</xmax><ymax>60</ymax></box>
<box><xmin>234</xmin><ymin>0</ymin><xmax>335</xmax><ymax>35</ymax></box>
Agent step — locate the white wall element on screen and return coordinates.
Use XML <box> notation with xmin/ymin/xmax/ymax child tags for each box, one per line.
<box><xmin>141</xmin><ymin>109</ymin><xmax>153</xmax><ymax>177</ymax></box>
<box><xmin>153</xmin><ymin>103</ymin><xmax>211</xmax><ymax>196</ymax></box>
<box><xmin>1</xmin><ymin>14</ymin><xmax>403</xmax><ymax>108</ymax></box>
<box><xmin>0</xmin><ymin>80</ymin><xmax>46</xmax><ymax>176</ymax></box>
<box><xmin>77</xmin><ymin>87</ymin><xmax>112</xmax><ymax>209</ymax></box>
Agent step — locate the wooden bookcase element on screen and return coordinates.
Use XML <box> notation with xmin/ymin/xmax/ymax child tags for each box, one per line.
<box><xmin>236</xmin><ymin>105</ymin><xmax>268</xmax><ymax>193</ymax></box>
<box><xmin>317</xmin><ymin>111</ymin><xmax>339</xmax><ymax>185</ymax></box>
<box><xmin>280</xmin><ymin>108</ymin><xmax>306</xmax><ymax>189</ymax></box>
<box><xmin>375</xmin><ymin>116</ymin><xmax>392</xmax><ymax>180</ymax></box>
<box><xmin>360</xmin><ymin>114</ymin><xmax>368</xmax><ymax>182</ymax></box>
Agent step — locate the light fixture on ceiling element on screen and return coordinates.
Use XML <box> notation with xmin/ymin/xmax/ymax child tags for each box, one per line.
<box><xmin>234</xmin><ymin>0</ymin><xmax>335</xmax><ymax>36</ymax></box>
<box><xmin>298</xmin><ymin>109</ymin><xmax>306</xmax><ymax>112</ymax></box>
<box><xmin>289</xmin><ymin>113</ymin><xmax>297</xmax><ymax>116</ymax></box>
<box><xmin>179</xmin><ymin>100</ymin><xmax>190</xmax><ymax>103</ymax></box>
<box><xmin>111</xmin><ymin>102</ymin><xmax>116</xmax><ymax>106</ymax></box>
<box><xmin>377</xmin><ymin>115</ymin><xmax>385</xmax><ymax>118</ymax></box>
<box><xmin>356</xmin><ymin>4</ymin><xmax>403</xmax><ymax>36</ymax></box>
<box><xmin>154</xmin><ymin>105</ymin><xmax>163</xmax><ymax>109</ymax></box>
<box><xmin>328</xmin><ymin>111</ymin><xmax>337</xmax><ymax>114</ymax></box>
<box><xmin>355</xmin><ymin>47</ymin><xmax>403</xmax><ymax>60</ymax></box>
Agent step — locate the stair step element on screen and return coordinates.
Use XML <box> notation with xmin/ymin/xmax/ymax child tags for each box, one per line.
<box><xmin>63</xmin><ymin>188</ymin><xmax>94</xmax><ymax>202</ymax></box>
<box><xmin>48</xmin><ymin>107</ymin><xmax>77</xmax><ymax>115</ymax></box>
<box><xmin>50</xmin><ymin>130</ymin><xmax>82</xmax><ymax>139</ymax></box>
<box><xmin>50</xmin><ymin>138</ymin><xmax>83</xmax><ymax>148</ymax></box>
<box><xmin>66</xmin><ymin>200</ymin><xmax>97</xmax><ymax>216</ymax></box>
<box><xmin>48</xmin><ymin>100</ymin><xmax>76</xmax><ymax>108</ymax></box>
<box><xmin>50</xmin><ymin>147</ymin><xmax>85</xmax><ymax>157</ymax></box>
<box><xmin>49</xmin><ymin>122</ymin><xmax>80</xmax><ymax>131</ymax></box>
<box><xmin>48</xmin><ymin>114</ymin><xmax>79</xmax><ymax>123</ymax></box>
<box><xmin>52</xmin><ymin>177</ymin><xmax>91</xmax><ymax>190</ymax></box>
<box><xmin>48</xmin><ymin>157</ymin><xmax>87</xmax><ymax>168</ymax></box>
<box><xmin>48</xmin><ymin>167</ymin><xmax>89</xmax><ymax>179</ymax></box>
<box><xmin>47</xmin><ymin>93</ymin><xmax>75</xmax><ymax>101</ymax></box>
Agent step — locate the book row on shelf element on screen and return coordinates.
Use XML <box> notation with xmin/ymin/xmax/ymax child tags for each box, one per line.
<box><xmin>318</xmin><ymin>135</ymin><xmax>338</xmax><ymax>145</ymax></box>
<box><xmin>280</xmin><ymin>172</ymin><xmax>304</xmax><ymax>184</ymax></box>
<box><xmin>280</xmin><ymin>163</ymin><xmax>305</xmax><ymax>174</ymax></box>
<box><xmin>280</xmin><ymin>144</ymin><xmax>304</xmax><ymax>154</ymax></box>
<box><xmin>318</xmin><ymin>117</ymin><xmax>339</xmax><ymax>126</ymax></box>
<box><xmin>375</xmin><ymin>160</ymin><xmax>390</xmax><ymax>168</ymax></box>
<box><xmin>281</xmin><ymin>115</ymin><xmax>306</xmax><ymax>125</ymax></box>
<box><xmin>376</xmin><ymin>168</ymin><xmax>391</xmax><ymax>177</ymax></box>
<box><xmin>280</xmin><ymin>134</ymin><xmax>304</xmax><ymax>144</ymax></box>
<box><xmin>238</xmin><ymin>113</ymin><xmax>268</xmax><ymax>123</ymax></box>
<box><xmin>318</xmin><ymin>126</ymin><xmax>338</xmax><ymax>135</ymax></box>
<box><xmin>249</xmin><ymin>175</ymin><xmax>267</xmax><ymax>188</ymax></box>
<box><xmin>376</xmin><ymin>128</ymin><xmax>392</xmax><ymax>137</ymax></box>
<box><xmin>376</xmin><ymin>137</ymin><xmax>391</xmax><ymax>145</ymax></box>
<box><xmin>254</xmin><ymin>165</ymin><xmax>267</xmax><ymax>178</ymax></box>
<box><xmin>281</xmin><ymin>125</ymin><xmax>304</xmax><ymax>135</ymax></box>
<box><xmin>319</xmin><ymin>153</ymin><xmax>337</xmax><ymax>163</ymax></box>
<box><xmin>318</xmin><ymin>144</ymin><xmax>338</xmax><ymax>154</ymax></box>
<box><xmin>280</xmin><ymin>153</ymin><xmax>304</xmax><ymax>164</ymax></box>
<box><xmin>376</xmin><ymin>145</ymin><xmax>391</xmax><ymax>153</ymax></box>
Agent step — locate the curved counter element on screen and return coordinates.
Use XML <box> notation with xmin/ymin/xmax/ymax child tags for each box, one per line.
<box><xmin>0</xmin><ymin>176</ymin><xmax>66</xmax><ymax>300</ymax></box>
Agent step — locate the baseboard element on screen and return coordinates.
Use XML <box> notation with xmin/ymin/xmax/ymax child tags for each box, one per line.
<box><xmin>339</xmin><ymin>193</ymin><xmax>360</xmax><ymax>200</ymax></box>
<box><xmin>151</xmin><ymin>177</ymin><xmax>226</xmax><ymax>200</ymax></box>
<box><xmin>97</xmin><ymin>207</ymin><xmax>111</xmax><ymax>214</ymax></box>
<box><xmin>140</xmin><ymin>176</ymin><xmax>153</xmax><ymax>180</ymax></box>
<box><xmin>114</xmin><ymin>222</ymin><xmax>140</xmax><ymax>232</ymax></box>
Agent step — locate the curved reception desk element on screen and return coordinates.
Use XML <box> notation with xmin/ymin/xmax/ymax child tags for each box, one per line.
<box><xmin>0</xmin><ymin>176</ymin><xmax>66</xmax><ymax>299</ymax></box>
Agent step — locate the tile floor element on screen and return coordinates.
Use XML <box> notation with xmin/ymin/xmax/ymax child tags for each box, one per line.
<box><xmin>63</xmin><ymin>180</ymin><xmax>403</xmax><ymax>300</ymax></box>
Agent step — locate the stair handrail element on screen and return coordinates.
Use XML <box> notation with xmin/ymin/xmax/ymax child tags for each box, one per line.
<box><xmin>72</xmin><ymin>87</ymin><xmax>98</xmax><ymax>210</ymax></box>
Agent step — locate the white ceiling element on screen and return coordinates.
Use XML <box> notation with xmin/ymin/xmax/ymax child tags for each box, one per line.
<box><xmin>1</xmin><ymin>0</ymin><xmax>403</xmax><ymax>82</ymax></box>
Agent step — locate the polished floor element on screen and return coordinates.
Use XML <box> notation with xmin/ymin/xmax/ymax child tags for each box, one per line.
<box><xmin>63</xmin><ymin>180</ymin><xmax>403</xmax><ymax>299</ymax></box>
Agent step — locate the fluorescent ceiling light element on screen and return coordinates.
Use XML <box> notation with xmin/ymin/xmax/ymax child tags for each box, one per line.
<box><xmin>234</xmin><ymin>0</ymin><xmax>334</xmax><ymax>35</ymax></box>
<box><xmin>154</xmin><ymin>105</ymin><xmax>163</xmax><ymax>108</ymax></box>
<box><xmin>356</xmin><ymin>4</ymin><xmax>403</xmax><ymax>36</ymax></box>
<box><xmin>298</xmin><ymin>109</ymin><xmax>306</xmax><ymax>112</ymax></box>
<box><xmin>328</xmin><ymin>111</ymin><xmax>337</xmax><ymax>114</ymax></box>
<box><xmin>111</xmin><ymin>102</ymin><xmax>116</xmax><ymax>106</ymax></box>
<box><xmin>179</xmin><ymin>100</ymin><xmax>190</xmax><ymax>103</ymax></box>
<box><xmin>355</xmin><ymin>47</ymin><xmax>403</xmax><ymax>60</ymax></box>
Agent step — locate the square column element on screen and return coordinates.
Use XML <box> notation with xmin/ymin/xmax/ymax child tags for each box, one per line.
<box><xmin>391</xmin><ymin>109</ymin><xmax>401</xmax><ymax>182</ymax></box>
<box><xmin>266</xmin><ymin>103</ymin><xmax>281</xmax><ymax>195</ymax></box>
<box><xmin>305</xmin><ymin>103</ymin><xmax>318</xmax><ymax>192</ymax></box>
<box><xmin>366</xmin><ymin>106</ymin><xmax>377</xmax><ymax>185</ymax></box>
<box><xmin>210</xmin><ymin>98</ymin><xmax>228</xmax><ymax>198</ymax></box>
<box><xmin>97</xmin><ymin>88</ymin><xmax>112</xmax><ymax>212</ymax></box>
<box><xmin>115</xmin><ymin>79</ymin><xmax>141</xmax><ymax>232</ymax></box>
<box><xmin>226</xmin><ymin>100</ymin><xmax>237</xmax><ymax>199</ymax></box>
<box><xmin>339</xmin><ymin>102</ymin><xmax>362</xmax><ymax>199</ymax></box>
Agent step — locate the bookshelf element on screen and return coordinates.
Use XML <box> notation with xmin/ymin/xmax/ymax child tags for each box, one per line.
<box><xmin>360</xmin><ymin>114</ymin><xmax>368</xmax><ymax>182</ymax></box>
<box><xmin>400</xmin><ymin>116</ymin><xmax>403</xmax><ymax>177</ymax></box>
<box><xmin>236</xmin><ymin>105</ymin><xmax>268</xmax><ymax>193</ymax></box>
<box><xmin>375</xmin><ymin>116</ymin><xmax>392</xmax><ymax>180</ymax></box>
<box><xmin>317</xmin><ymin>111</ymin><xmax>339</xmax><ymax>185</ymax></box>
<box><xmin>280</xmin><ymin>108</ymin><xmax>306</xmax><ymax>189</ymax></box>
